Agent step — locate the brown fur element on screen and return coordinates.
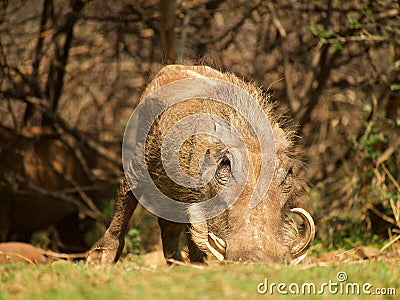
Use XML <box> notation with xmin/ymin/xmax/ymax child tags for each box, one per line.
<box><xmin>86</xmin><ymin>65</ymin><xmax>308</xmax><ymax>265</ymax></box>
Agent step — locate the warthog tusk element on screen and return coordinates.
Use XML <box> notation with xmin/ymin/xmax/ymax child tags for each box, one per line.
<box><xmin>205</xmin><ymin>232</ymin><xmax>226</xmax><ymax>261</ymax></box>
<box><xmin>290</xmin><ymin>208</ymin><xmax>315</xmax><ymax>259</ymax></box>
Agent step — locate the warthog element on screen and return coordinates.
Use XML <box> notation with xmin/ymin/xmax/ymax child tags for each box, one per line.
<box><xmin>86</xmin><ymin>65</ymin><xmax>315</xmax><ymax>265</ymax></box>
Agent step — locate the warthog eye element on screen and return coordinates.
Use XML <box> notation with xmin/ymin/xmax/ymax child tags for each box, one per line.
<box><xmin>281</xmin><ymin>166</ymin><xmax>293</xmax><ymax>193</ymax></box>
<box><xmin>215</xmin><ymin>156</ymin><xmax>231</xmax><ymax>186</ymax></box>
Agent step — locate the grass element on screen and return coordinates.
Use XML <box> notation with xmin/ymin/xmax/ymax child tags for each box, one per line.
<box><xmin>1</xmin><ymin>259</ymin><xmax>399</xmax><ymax>300</ymax></box>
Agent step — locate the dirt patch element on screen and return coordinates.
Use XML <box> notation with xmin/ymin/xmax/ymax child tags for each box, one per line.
<box><xmin>0</xmin><ymin>242</ymin><xmax>47</xmax><ymax>264</ymax></box>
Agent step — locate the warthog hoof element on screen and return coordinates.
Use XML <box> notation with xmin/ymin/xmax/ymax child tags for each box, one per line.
<box><xmin>85</xmin><ymin>234</ymin><xmax>124</xmax><ymax>265</ymax></box>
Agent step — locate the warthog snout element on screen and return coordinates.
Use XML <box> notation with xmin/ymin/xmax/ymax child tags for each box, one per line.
<box><xmin>195</xmin><ymin>208</ymin><xmax>315</xmax><ymax>264</ymax></box>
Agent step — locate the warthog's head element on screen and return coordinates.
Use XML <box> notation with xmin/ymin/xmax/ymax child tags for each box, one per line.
<box><xmin>186</xmin><ymin>123</ymin><xmax>315</xmax><ymax>265</ymax></box>
<box><xmin>125</xmin><ymin>65</ymin><xmax>315</xmax><ymax>264</ymax></box>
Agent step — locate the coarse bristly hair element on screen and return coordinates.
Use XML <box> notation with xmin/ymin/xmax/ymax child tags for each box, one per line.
<box><xmin>142</xmin><ymin>64</ymin><xmax>310</xmax><ymax>263</ymax></box>
<box><xmin>86</xmin><ymin>64</ymin><xmax>314</xmax><ymax>267</ymax></box>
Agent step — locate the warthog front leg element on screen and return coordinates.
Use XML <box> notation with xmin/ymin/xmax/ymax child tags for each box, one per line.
<box><xmin>186</xmin><ymin>228</ymin><xmax>207</xmax><ymax>263</ymax></box>
<box><xmin>158</xmin><ymin>218</ymin><xmax>185</xmax><ymax>262</ymax></box>
<box><xmin>86</xmin><ymin>178</ymin><xmax>137</xmax><ymax>265</ymax></box>
<box><xmin>158</xmin><ymin>221</ymin><xmax>207</xmax><ymax>263</ymax></box>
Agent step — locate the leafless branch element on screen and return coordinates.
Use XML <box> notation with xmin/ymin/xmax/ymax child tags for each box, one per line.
<box><xmin>266</xmin><ymin>3</ymin><xmax>298</xmax><ymax>112</ymax></box>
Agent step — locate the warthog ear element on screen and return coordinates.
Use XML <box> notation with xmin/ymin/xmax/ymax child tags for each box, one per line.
<box><xmin>214</xmin><ymin>151</ymin><xmax>231</xmax><ymax>186</ymax></box>
<box><xmin>198</xmin><ymin>149</ymin><xmax>232</xmax><ymax>187</ymax></box>
<box><xmin>290</xmin><ymin>208</ymin><xmax>316</xmax><ymax>264</ymax></box>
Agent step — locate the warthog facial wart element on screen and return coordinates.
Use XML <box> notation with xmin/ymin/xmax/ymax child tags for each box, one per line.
<box><xmin>86</xmin><ymin>65</ymin><xmax>315</xmax><ymax>265</ymax></box>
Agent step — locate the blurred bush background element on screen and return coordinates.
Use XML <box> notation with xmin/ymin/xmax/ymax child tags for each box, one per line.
<box><xmin>0</xmin><ymin>0</ymin><xmax>399</xmax><ymax>256</ymax></box>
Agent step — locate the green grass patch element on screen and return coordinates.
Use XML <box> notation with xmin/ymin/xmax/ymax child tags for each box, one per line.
<box><xmin>1</xmin><ymin>260</ymin><xmax>399</xmax><ymax>299</ymax></box>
